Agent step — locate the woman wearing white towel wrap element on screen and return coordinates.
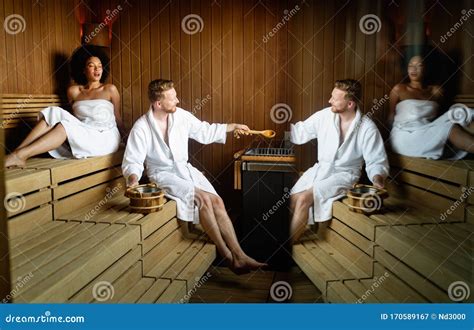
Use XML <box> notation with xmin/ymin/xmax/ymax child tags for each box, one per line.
<box><xmin>5</xmin><ymin>46</ymin><xmax>125</xmax><ymax>167</ymax></box>
<box><xmin>389</xmin><ymin>55</ymin><xmax>474</xmax><ymax>159</ymax></box>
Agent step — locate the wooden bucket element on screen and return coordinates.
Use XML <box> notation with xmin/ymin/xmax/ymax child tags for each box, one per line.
<box><xmin>124</xmin><ymin>183</ymin><xmax>165</xmax><ymax>214</ymax></box>
<box><xmin>346</xmin><ymin>184</ymin><xmax>388</xmax><ymax>215</ymax></box>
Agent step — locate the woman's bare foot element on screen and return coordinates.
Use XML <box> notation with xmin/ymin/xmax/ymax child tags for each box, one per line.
<box><xmin>230</xmin><ymin>253</ymin><xmax>268</xmax><ymax>274</ymax></box>
<box><xmin>4</xmin><ymin>151</ymin><xmax>26</xmax><ymax>168</ymax></box>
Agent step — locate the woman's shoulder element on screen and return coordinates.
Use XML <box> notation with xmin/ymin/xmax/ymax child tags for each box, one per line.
<box><xmin>67</xmin><ymin>85</ymin><xmax>81</xmax><ymax>101</ymax></box>
<box><xmin>429</xmin><ymin>85</ymin><xmax>443</xmax><ymax>98</ymax></box>
<box><xmin>391</xmin><ymin>83</ymin><xmax>408</xmax><ymax>93</ymax></box>
<box><xmin>103</xmin><ymin>83</ymin><xmax>119</xmax><ymax>93</ymax></box>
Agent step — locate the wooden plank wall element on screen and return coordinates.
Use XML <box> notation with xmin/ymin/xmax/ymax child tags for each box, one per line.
<box><xmin>1</xmin><ymin>0</ymin><xmax>472</xmax><ymax>196</ymax></box>
<box><xmin>0</xmin><ymin>0</ymin><xmax>81</xmax><ymax>94</ymax></box>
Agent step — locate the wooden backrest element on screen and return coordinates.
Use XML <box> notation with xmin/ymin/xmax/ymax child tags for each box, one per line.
<box><xmin>1</xmin><ymin>93</ymin><xmax>68</xmax><ymax>129</ymax></box>
<box><xmin>454</xmin><ymin>94</ymin><xmax>474</xmax><ymax>108</ymax></box>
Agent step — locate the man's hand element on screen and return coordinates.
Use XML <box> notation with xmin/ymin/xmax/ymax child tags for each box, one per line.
<box><xmin>228</xmin><ymin>123</ymin><xmax>250</xmax><ymax>138</ymax></box>
<box><xmin>127</xmin><ymin>174</ymin><xmax>139</xmax><ymax>188</ymax></box>
<box><xmin>372</xmin><ymin>174</ymin><xmax>385</xmax><ymax>189</ymax></box>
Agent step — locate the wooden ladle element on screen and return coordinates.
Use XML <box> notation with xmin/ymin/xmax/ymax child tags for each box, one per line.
<box><xmin>234</xmin><ymin>129</ymin><xmax>276</xmax><ymax>139</ymax></box>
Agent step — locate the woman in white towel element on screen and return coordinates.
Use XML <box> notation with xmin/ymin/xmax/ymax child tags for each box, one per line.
<box><xmin>5</xmin><ymin>46</ymin><xmax>125</xmax><ymax>167</ymax></box>
<box><xmin>389</xmin><ymin>55</ymin><xmax>474</xmax><ymax>159</ymax></box>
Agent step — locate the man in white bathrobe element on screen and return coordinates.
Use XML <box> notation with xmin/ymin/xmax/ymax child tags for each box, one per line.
<box><xmin>122</xmin><ymin>79</ymin><xmax>266</xmax><ymax>274</ymax></box>
<box><xmin>290</xmin><ymin>79</ymin><xmax>389</xmax><ymax>243</ymax></box>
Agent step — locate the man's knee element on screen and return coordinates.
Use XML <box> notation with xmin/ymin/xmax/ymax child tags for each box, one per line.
<box><xmin>293</xmin><ymin>191</ymin><xmax>313</xmax><ymax>209</ymax></box>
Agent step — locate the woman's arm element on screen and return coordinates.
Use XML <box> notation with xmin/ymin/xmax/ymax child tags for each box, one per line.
<box><xmin>107</xmin><ymin>84</ymin><xmax>127</xmax><ymax>139</ymax></box>
<box><xmin>67</xmin><ymin>85</ymin><xmax>79</xmax><ymax>105</ymax></box>
<box><xmin>388</xmin><ymin>84</ymin><xmax>401</xmax><ymax>128</ymax></box>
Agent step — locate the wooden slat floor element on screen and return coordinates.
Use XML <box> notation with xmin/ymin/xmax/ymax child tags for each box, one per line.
<box><xmin>189</xmin><ymin>266</ymin><xmax>323</xmax><ymax>303</ymax></box>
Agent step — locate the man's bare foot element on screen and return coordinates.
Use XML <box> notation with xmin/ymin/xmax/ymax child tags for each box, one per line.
<box><xmin>4</xmin><ymin>151</ymin><xmax>26</xmax><ymax>168</ymax></box>
<box><xmin>231</xmin><ymin>254</ymin><xmax>268</xmax><ymax>274</ymax></box>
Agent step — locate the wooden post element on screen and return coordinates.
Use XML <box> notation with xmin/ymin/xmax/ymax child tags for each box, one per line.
<box><xmin>0</xmin><ymin>95</ymin><xmax>11</xmax><ymax>302</ymax></box>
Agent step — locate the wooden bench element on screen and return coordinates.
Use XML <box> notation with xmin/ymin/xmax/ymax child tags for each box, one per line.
<box><xmin>62</xmin><ymin>195</ymin><xmax>215</xmax><ymax>303</ymax></box>
<box><xmin>8</xmin><ymin>190</ymin><xmax>216</xmax><ymax>303</ymax></box>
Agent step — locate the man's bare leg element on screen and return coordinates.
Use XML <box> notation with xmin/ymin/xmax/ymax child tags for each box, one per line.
<box><xmin>196</xmin><ymin>189</ymin><xmax>233</xmax><ymax>263</ymax></box>
<box><xmin>289</xmin><ymin>189</ymin><xmax>313</xmax><ymax>244</ymax></box>
<box><xmin>209</xmin><ymin>193</ymin><xmax>267</xmax><ymax>272</ymax></box>
<box><xmin>5</xmin><ymin>123</ymin><xmax>66</xmax><ymax>167</ymax></box>
<box><xmin>16</xmin><ymin>118</ymin><xmax>54</xmax><ymax>150</ymax></box>
<box><xmin>449</xmin><ymin>124</ymin><xmax>474</xmax><ymax>153</ymax></box>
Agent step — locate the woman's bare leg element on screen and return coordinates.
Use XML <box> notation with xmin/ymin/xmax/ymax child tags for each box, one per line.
<box><xmin>449</xmin><ymin>124</ymin><xmax>474</xmax><ymax>153</ymax></box>
<box><xmin>5</xmin><ymin>124</ymin><xmax>67</xmax><ymax>167</ymax></box>
<box><xmin>16</xmin><ymin>118</ymin><xmax>54</xmax><ymax>150</ymax></box>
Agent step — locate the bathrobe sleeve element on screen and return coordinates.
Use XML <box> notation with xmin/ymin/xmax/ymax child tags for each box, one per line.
<box><xmin>185</xmin><ymin>111</ymin><xmax>228</xmax><ymax>144</ymax></box>
<box><xmin>361</xmin><ymin>126</ymin><xmax>389</xmax><ymax>182</ymax></box>
<box><xmin>122</xmin><ymin>120</ymin><xmax>149</xmax><ymax>181</ymax></box>
<box><xmin>290</xmin><ymin>111</ymin><xmax>320</xmax><ymax>145</ymax></box>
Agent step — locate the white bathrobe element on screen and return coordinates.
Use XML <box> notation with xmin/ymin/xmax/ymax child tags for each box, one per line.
<box><xmin>122</xmin><ymin>107</ymin><xmax>227</xmax><ymax>222</ymax></box>
<box><xmin>290</xmin><ymin>107</ymin><xmax>389</xmax><ymax>223</ymax></box>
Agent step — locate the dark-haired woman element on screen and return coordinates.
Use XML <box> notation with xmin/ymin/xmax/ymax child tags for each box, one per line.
<box><xmin>389</xmin><ymin>55</ymin><xmax>474</xmax><ymax>159</ymax></box>
<box><xmin>5</xmin><ymin>46</ymin><xmax>125</xmax><ymax>167</ymax></box>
